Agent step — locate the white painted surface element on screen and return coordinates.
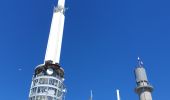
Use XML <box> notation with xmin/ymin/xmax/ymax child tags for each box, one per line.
<box><xmin>45</xmin><ymin>0</ymin><xmax>65</xmax><ymax>64</ymax></box>
<box><xmin>140</xmin><ymin>91</ymin><xmax>152</xmax><ymax>100</ymax></box>
<box><xmin>135</xmin><ymin>67</ymin><xmax>148</xmax><ymax>82</ymax></box>
<box><xmin>116</xmin><ymin>89</ymin><xmax>120</xmax><ymax>100</ymax></box>
<box><xmin>91</xmin><ymin>90</ymin><xmax>93</xmax><ymax>100</ymax></box>
<box><xmin>58</xmin><ymin>0</ymin><xmax>65</xmax><ymax>7</ymax></box>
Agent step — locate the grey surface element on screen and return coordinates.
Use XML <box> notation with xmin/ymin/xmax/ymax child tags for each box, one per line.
<box><xmin>135</xmin><ymin>67</ymin><xmax>148</xmax><ymax>82</ymax></box>
<box><xmin>134</xmin><ymin>65</ymin><xmax>153</xmax><ymax>100</ymax></box>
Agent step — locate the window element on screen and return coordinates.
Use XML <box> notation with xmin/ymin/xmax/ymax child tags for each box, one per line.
<box><xmin>48</xmin><ymin>87</ymin><xmax>57</xmax><ymax>95</ymax></box>
<box><xmin>58</xmin><ymin>82</ymin><xmax>63</xmax><ymax>90</ymax></box>
<box><xmin>37</xmin><ymin>87</ymin><xmax>48</xmax><ymax>94</ymax></box>
<box><xmin>30</xmin><ymin>87</ymin><xmax>37</xmax><ymax>95</ymax></box>
<box><xmin>29</xmin><ymin>96</ymin><xmax>35</xmax><ymax>100</ymax></box>
<box><xmin>33</xmin><ymin>79</ymin><xmax>38</xmax><ymax>86</ymax></box>
<box><xmin>49</xmin><ymin>79</ymin><xmax>58</xmax><ymax>86</ymax></box>
<box><xmin>49</xmin><ymin>79</ymin><xmax>54</xmax><ymax>85</ymax></box>
<box><xmin>39</xmin><ymin>78</ymin><xmax>48</xmax><ymax>84</ymax></box>
<box><xmin>57</xmin><ymin>90</ymin><xmax>62</xmax><ymax>97</ymax></box>
<box><xmin>54</xmin><ymin>80</ymin><xmax>58</xmax><ymax>86</ymax></box>
<box><xmin>47</xmin><ymin>96</ymin><xmax>53</xmax><ymax>100</ymax></box>
<box><xmin>36</xmin><ymin>96</ymin><xmax>46</xmax><ymax>100</ymax></box>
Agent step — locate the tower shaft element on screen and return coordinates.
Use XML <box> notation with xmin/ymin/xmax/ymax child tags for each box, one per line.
<box><xmin>116</xmin><ymin>89</ymin><xmax>120</xmax><ymax>100</ymax></box>
<box><xmin>29</xmin><ymin>0</ymin><xmax>67</xmax><ymax>100</ymax></box>
<box><xmin>45</xmin><ymin>0</ymin><xmax>65</xmax><ymax>64</ymax></box>
<box><xmin>134</xmin><ymin>58</ymin><xmax>153</xmax><ymax>100</ymax></box>
<box><xmin>139</xmin><ymin>91</ymin><xmax>152</xmax><ymax>100</ymax></box>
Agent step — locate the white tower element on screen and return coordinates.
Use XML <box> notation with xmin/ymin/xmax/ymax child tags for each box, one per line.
<box><xmin>116</xmin><ymin>89</ymin><xmax>120</xmax><ymax>100</ymax></box>
<box><xmin>89</xmin><ymin>90</ymin><xmax>93</xmax><ymax>100</ymax></box>
<box><xmin>29</xmin><ymin>0</ymin><xmax>66</xmax><ymax>100</ymax></box>
<box><xmin>134</xmin><ymin>58</ymin><xmax>153</xmax><ymax>100</ymax></box>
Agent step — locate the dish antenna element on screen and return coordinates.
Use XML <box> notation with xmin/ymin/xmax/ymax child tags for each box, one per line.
<box><xmin>46</xmin><ymin>68</ymin><xmax>54</xmax><ymax>75</ymax></box>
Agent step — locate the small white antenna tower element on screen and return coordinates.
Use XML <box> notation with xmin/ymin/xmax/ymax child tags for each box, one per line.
<box><xmin>89</xmin><ymin>90</ymin><xmax>93</xmax><ymax>100</ymax></box>
<box><xmin>116</xmin><ymin>89</ymin><xmax>121</xmax><ymax>100</ymax></box>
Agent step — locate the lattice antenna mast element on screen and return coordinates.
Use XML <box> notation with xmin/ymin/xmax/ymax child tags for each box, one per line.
<box><xmin>45</xmin><ymin>0</ymin><xmax>66</xmax><ymax>64</ymax></box>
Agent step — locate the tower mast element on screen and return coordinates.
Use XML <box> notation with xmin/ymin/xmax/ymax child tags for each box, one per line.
<box><xmin>90</xmin><ymin>90</ymin><xmax>93</xmax><ymax>100</ymax></box>
<box><xmin>116</xmin><ymin>89</ymin><xmax>121</xmax><ymax>100</ymax></box>
<box><xmin>45</xmin><ymin>0</ymin><xmax>65</xmax><ymax>64</ymax></box>
<box><xmin>134</xmin><ymin>57</ymin><xmax>153</xmax><ymax>100</ymax></box>
<box><xmin>29</xmin><ymin>0</ymin><xmax>67</xmax><ymax>100</ymax></box>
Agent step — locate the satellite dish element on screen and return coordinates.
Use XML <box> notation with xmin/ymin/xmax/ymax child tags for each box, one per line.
<box><xmin>46</xmin><ymin>68</ymin><xmax>54</xmax><ymax>75</ymax></box>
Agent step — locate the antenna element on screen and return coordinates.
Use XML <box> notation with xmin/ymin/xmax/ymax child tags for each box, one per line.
<box><xmin>29</xmin><ymin>0</ymin><xmax>67</xmax><ymax>100</ymax></box>
<box><xmin>44</xmin><ymin>0</ymin><xmax>66</xmax><ymax>64</ymax></box>
<box><xmin>116</xmin><ymin>89</ymin><xmax>120</xmax><ymax>100</ymax></box>
<box><xmin>89</xmin><ymin>90</ymin><xmax>93</xmax><ymax>100</ymax></box>
<box><xmin>137</xmin><ymin>57</ymin><xmax>144</xmax><ymax>67</ymax></box>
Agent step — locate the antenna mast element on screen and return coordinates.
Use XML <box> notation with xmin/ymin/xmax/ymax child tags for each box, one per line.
<box><xmin>29</xmin><ymin>0</ymin><xmax>67</xmax><ymax>100</ymax></box>
<box><xmin>45</xmin><ymin>0</ymin><xmax>66</xmax><ymax>64</ymax></box>
<box><xmin>116</xmin><ymin>89</ymin><xmax>121</xmax><ymax>100</ymax></box>
<box><xmin>89</xmin><ymin>90</ymin><xmax>93</xmax><ymax>100</ymax></box>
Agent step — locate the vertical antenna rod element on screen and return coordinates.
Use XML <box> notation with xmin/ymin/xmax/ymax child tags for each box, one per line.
<box><xmin>89</xmin><ymin>90</ymin><xmax>93</xmax><ymax>100</ymax></box>
<box><xmin>116</xmin><ymin>89</ymin><xmax>121</xmax><ymax>100</ymax></box>
<box><xmin>45</xmin><ymin>0</ymin><xmax>66</xmax><ymax>64</ymax></box>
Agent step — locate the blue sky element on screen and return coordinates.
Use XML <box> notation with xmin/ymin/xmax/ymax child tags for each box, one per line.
<box><xmin>0</xmin><ymin>0</ymin><xmax>170</xmax><ymax>100</ymax></box>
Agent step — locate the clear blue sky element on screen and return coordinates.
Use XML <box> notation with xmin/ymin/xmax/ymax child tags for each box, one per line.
<box><xmin>0</xmin><ymin>0</ymin><xmax>169</xmax><ymax>100</ymax></box>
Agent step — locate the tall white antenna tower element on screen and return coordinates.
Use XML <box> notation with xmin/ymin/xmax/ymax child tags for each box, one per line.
<box><xmin>116</xmin><ymin>89</ymin><xmax>121</xmax><ymax>100</ymax></box>
<box><xmin>29</xmin><ymin>0</ymin><xmax>67</xmax><ymax>100</ymax></box>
